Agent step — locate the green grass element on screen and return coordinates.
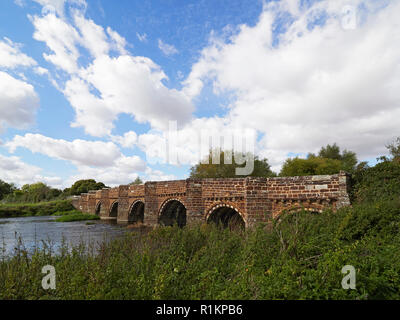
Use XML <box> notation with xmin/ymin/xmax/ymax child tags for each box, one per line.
<box><xmin>0</xmin><ymin>200</ymin><xmax>74</xmax><ymax>218</ymax></box>
<box><xmin>0</xmin><ymin>198</ymin><xmax>399</xmax><ymax>300</ymax></box>
<box><xmin>55</xmin><ymin>213</ymin><xmax>100</xmax><ymax>222</ymax></box>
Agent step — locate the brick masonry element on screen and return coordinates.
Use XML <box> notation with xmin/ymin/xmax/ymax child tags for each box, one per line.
<box><xmin>71</xmin><ymin>171</ymin><xmax>351</xmax><ymax>228</ymax></box>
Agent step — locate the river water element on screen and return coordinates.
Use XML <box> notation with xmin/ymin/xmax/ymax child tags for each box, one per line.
<box><xmin>0</xmin><ymin>215</ymin><xmax>131</xmax><ymax>257</ymax></box>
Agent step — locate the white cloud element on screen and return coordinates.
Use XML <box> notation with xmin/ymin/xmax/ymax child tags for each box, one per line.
<box><xmin>30</xmin><ymin>9</ymin><xmax>194</xmax><ymax>137</ymax></box>
<box><xmin>107</xmin><ymin>27</ymin><xmax>128</xmax><ymax>55</ymax></box>
<box><xmin>183</xmin><ymin>0</ymin><xmax>400</xmax><ymax>170</ymax></box>
<box><xmin>5</xmin><ymin>133</ymin><xmax>147</xmax><ymax>187</ymax></box>
<box><xmin>0</xmin><ymin>72</ymin><xmax>39</xmax><ymax>132</ymax></box>
<box><xmin>65</xmin><ymin>55</ymin><xmax>193</xmax><ymax>136</ymax></box>
<box><xmin>0</xmin><ymin>37</ymin><xmax>37</xmax><ymax>69</ymax></box>
<box><xmin>74</xmin><ymin>13</ymin><xmax>110</xmax><ymax>58</ymax></box>
<box><xmin>65</xmin><ymin>153</ymin><xmax>147</xmax><ymax>187</ymax></box>
<box><xmin>31</xmin><ymin>13</ymin><xmax>81</xmax><ymax>73</ymax></box>
<box><xmin>6</xmin><ymin>133</ymin><xmax>122</xmax><ymax>167</ymax></box>
<box><xmin>0</xmin><ymin>154</ymin><xmax>62</xmax><ymax>188</ymax></box>
<box><xmin>158</xmin><ymin>39</ymin><xmax>178</xmax><ymax>56</ymax></box>
<box><xmin>144</xmin><ymin>167</ymin><xmax>177</xmax><ymax>182</ymax></box>
<box><xmin>110</xmin><ymin>131</ymin><xmax>137</xmax><ymax>149</ymax></box>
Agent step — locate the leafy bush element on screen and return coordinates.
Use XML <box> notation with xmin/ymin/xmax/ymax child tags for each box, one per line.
<box><xmin>351</xmin><ymin>160</ymin><xmax>400</xmax><ymax>203</ymax></box>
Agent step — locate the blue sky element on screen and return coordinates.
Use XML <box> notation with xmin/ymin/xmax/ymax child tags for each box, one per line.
<box><xmin>0</xmin><ymin>0</ymin><xmax>398</xmax><ymax>188</ymax></box>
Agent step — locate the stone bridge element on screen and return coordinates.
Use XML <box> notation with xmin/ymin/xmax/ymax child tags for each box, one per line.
<box><xmin>72</xmin><ymin>172</ymin><xmax>351</xmax><ymax>228</ymax></box>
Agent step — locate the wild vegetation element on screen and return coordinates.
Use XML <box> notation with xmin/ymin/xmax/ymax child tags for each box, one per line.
<box><xmin>0</xmin><ymin>200</ymin><xmax>74</xmax><ymax>218</ymax></box>
<box><xmin>0</xmin><ymin>196</ymin><xmax>399</xmax><ymax>299</ymax></box>
<box><xmin>0</xmin><ymin>139</ymin><xmax>399</xmax><ymax>299</ymax></box>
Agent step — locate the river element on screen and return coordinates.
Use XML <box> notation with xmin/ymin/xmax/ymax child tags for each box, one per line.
<box><xmin>0</xmin><ymin>215</ymin><xmax>132</xmax><ymax>257</ymax></box>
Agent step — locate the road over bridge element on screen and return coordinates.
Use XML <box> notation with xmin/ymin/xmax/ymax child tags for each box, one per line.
<box><xmin>72</xmin><ymin>172</ymin><xmax>351</xmax><ymax>228</ymax></box>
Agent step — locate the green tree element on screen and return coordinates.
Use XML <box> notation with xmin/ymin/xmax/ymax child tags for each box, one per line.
<box><xmin>318</xmin><ymin>143</ymin><xmax>342</xmax><ymax>160</ymax></box>
<box><xmin>0</xmin><ymin>180</ymin><xmax>16</xmax><ymax>200</ymax></box>
<box><xmin>280</xmin><ymin>143</ymin><xmax>358</xmax><ymax>176</ymax></box>
<box><xmin>129</xmin><ymin>177</ymin><xmax>143</xmax><ymax>185</ymax></box>
<box><xmin>190</xmin><ymin>149</ymin><xmax>276</xmax><ymax>178</ymax></box>
<box><xmin>386</xmin><ymin>137</ymin><xmax>400</xmax><ymax>162</ymax></box>
<box><xmin>280</xmin><ymin>156</ymin><xmax>342</xmax><ymax>177</ymax></box>
<box><xmin>66</xmin><ymin>179</ymin><xmax>106</xmax><ymax>196</ymax></box>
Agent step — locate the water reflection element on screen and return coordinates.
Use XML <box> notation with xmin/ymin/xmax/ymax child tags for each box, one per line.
<box><xmin>0</xmin><ymin>215</ymin><xmax>131</xmax><ymax>257</ymax></box>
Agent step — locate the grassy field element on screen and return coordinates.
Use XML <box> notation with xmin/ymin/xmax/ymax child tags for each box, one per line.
<box><xmin>0</xmin><ymin>198</ymin><xmax>399</xmax><ymax>300</ymax></box>
<box><xmin>0</xmin><ymin>200</ymin><xmax>75</xmax><ymax>218</ymax></box>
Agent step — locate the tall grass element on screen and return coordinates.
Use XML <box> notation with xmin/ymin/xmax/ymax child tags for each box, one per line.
<box><xmin>1</xmin><ymin>198</ymin><xmax>399</xmax><ymax>300</ymax></box>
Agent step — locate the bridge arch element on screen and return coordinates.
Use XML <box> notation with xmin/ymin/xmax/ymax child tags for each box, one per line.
<box><xmin>158</xmin><ymin>198</ymin><xmax>186</xmax><ymax>227</ymax></box>
<box><xmin>206</xmin><ymin>203</ymin><xmax>245</xmax><ymax>230</ymax></box>
<box><xmin>128</xmin><ymin>200</ymin><xmax>145</xmax><ymax>223</ymax></box>
<box><xmin>109</xmin><ymin>201</ymin><xmax>118</xmax><ymax>218</ymax></box>
<box><xmin>95</xmin><ymin>201</ymin><xmax>103</xmax><ymax>216</ymax></box>
<box><xmin>273</xmin><ymin>204</ymin><xmax>323</xmax><ymax>219</ymax></box>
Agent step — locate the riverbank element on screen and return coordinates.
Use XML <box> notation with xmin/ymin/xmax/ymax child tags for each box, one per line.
<box><xmin>55</xmin><ymin>212</ymin><xmax>100</xmax><ymax>222</ymax></box>
<box><xmin>0</xmin><ymin>200</ymin><xmax>75</xmax><ymax>218</ymax></box>
<box><xmin>1</xmin><ymin>198</ymin><xmax>399</xmax><ymax>300</ymax></box>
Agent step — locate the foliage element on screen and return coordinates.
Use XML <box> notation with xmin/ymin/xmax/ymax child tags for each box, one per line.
<box><xmin>1</xmin><ymin>198</ymin><xmax>399</xmax><ymax>299</ymax></box>
<box><xmin>280</xmin><ymin>156</ymin><xmax>342</xmax><ymax>176</ymax></box>
<box><xmin>0</xmin><ymin>200</ymin><xmax>74</xmax><ymax>218</ymax></box>
<box><xmin>190</xmin><ymin>150</ymin><xmax>276</xmax><ymax>178</ymax></box>
<box><xmin>2</xmin><ymin>182</ymin><xmax>62</xmax><ymax>203</ymax></box>
<box><xmin>63</xmin><ymin>179</ymin><xmax>106</xmax><ymax>196</ymax></box>
<box><xmin>0</xmin><ymin>180</ymin><xmax>16</xmax><ymax>200</ymax></box>
<box><xmin>280</xmin><ymin>143</ymin><xmax>358</xmax><ymax>176</ymax></box>
<box><xmin>385</xmin><ymin>137</ymin><xmax>400</xmax><ymax>163</ymax></box>
<box><xmin>351</xmin><ymin>159</ymin><xmax>400</xmax><ymax>203</ymax></box>
<box><xmin>129</xmin><ymin>177</ymin><xmax>143</xmax><ymax>185</ymax></box>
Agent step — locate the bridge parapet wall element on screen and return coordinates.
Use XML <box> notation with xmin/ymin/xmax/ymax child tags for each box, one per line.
<box><xmin>73</xmin><ymin>172</ymin><xmax>351</xmax><ymax>228</ymax></box>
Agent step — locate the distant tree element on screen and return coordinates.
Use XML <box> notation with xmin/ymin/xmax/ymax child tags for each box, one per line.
<box><xmin>190</xmin><ymin>149</ymin><xmax>276</xmax><ymax>178</ymax></box>
<box><xmin>129</xmin><ymin>177</ymin><xmax>143</xmax><ymax>185</ymax></box>
<box><xmin>318</xmin><ymin>143</ymin><xmax>342</xmax><ymax>160</ymax></box>
<box><xmin>0</xmin><ymin>180</ymin><xmax>16</xmax><ymax>200</ymax></box>
<box><xmin>66</xmin><ymin>179</ymin><xmax>106</xmax><ymax>196</ymax></box>
<box><xmin>280</xmin><ymin>143</ymin><xmax>358</xmax><ymax>176</ymax></box>
<box><xmin>280</xmin><ymin>156</ymin><xmax>342</xmax><ymax>177</ymax></box>
<box><xmin>4</xmin><ymin>182</ymin><xmax>63</xmax><ymax>203</ymax></box>
<box><xmin>386</xmin><ymin>137</ymin><xmax>400</xmax><ymax>162</ymax></box>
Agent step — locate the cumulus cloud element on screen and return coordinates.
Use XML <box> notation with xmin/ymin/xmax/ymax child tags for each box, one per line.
<box><xmin>110</xmin><ymin>131</ymin><xmax>137</xmax><ymax>149</ymax></box>
<box><xmin>0</xmin><ymin>72</ymin><xmax>39</xmax><ymax>132</ymax></box>
<box><xmin>0</xmin><ymin>37</ymin><xmax>37</xmax><ymax>68</ymax></box>
<box><xmin>0</xmin><ymin>154</ymin><xmax>62</xmax><ymax>188</ymax></box>
<box><xmin>158</xmin><ymin>39</ymin><xmax>178</xmax><ymax>56</ymax></box>
<box><xmin>65</xmin><ymin>154</ymin><xmax>147</xmax><ymax>187</ymax></box>
<box><xmin>5</xmin><ymin>133</ymin><xmax>147</xmax><ymax>187</ymax></box>
<box><xmin>31</xmin><ymin>13</ymin><xmax>81</xmax><ymax>73</ymax></box>
<box><xmin>6</xmin><ymin>133</ymin><xmax>122</xmax><ymax>167</ymax></box>
<box><xmin>66</xmin><ymin>55</ymin><xmax>193</xmax><ymax>136</ymax></box>
<box><xmin>30</xmin><ymin>4</ymin><xmax>194</xmax><ymax>137</ymax></box>
<box><xmin>183</xmin><ymin>0</ymin><xmax>400</xmax><ymax>170</ymax></box>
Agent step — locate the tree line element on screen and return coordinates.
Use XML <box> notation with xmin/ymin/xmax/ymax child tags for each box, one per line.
<box><xmin>0</xmin><ymin>177</ymin><xmax>143</xmax><ymax>204</ymax></box>
<box><xmin>190</xmin><ymin>138</ymin><xmax>400</xmax><ymax>179</ymax></box>
<box><xmin>1</xmin><ymin>137</ymin><xmax>398</xmax><ymax>204</ymax></box>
